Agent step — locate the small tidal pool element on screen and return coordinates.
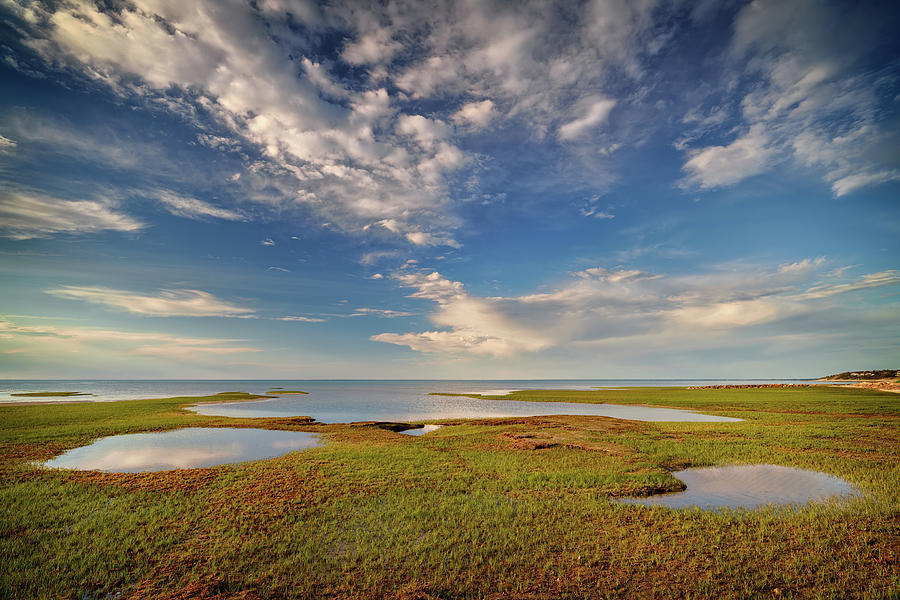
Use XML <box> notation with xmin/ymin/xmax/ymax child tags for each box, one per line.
<box><xmin>617</xmin><ymin>464</ymin><xmax>859</xmax><ymax>510</ymax></box>
<box><xmin>42</xmin><ymin>427</ymin><xmax>321</xmax><ymax>473</ymax></box>
<box><xmin>398</xmin><ymin>424</ymin><xmax>443</xmax><ymax>436</ymax></box>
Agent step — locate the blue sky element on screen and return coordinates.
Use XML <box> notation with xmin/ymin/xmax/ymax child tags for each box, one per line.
<box><xmin>0</xmin><ymin>0</ymin><xmax>898</xmax><ymax>379</ymax></box>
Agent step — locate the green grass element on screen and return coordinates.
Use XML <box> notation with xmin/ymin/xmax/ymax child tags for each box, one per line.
<box><xmin>1</xmin><ymin>387</ymin><xmax>898</xmax><ymax>599</ymax></box>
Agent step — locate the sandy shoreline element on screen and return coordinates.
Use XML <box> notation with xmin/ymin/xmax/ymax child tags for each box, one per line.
<box><xmin>823</xmin><ymin>380</ymin><xmax>900</xmax><ymax>393</ymax></box>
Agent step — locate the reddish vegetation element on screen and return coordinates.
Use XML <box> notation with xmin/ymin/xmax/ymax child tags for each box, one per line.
<box><xmin>66</xmin><ymin>469</ymin><xmax>222</xmax><ymax>492</ymax></box>
<box><xmin>686</xmin><ymin>384</ymin><xmax>817</xmax><ymax>389</ymax></box>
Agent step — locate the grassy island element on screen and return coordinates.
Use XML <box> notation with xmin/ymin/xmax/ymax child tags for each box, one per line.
<box><xmin>820</xmin><ymin>369</ymin><xmax>900</xmax><ymax>381</ymax></box>
<box><xmin>1</xmin><ymin>386</ymin><xmax>898</xmax><ymax>599</ymax></box>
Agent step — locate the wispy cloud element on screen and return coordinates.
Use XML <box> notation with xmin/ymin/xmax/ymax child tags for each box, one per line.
<box><xmin>2</xmin><ymin>110</ymin><xmax>170</xmax><ymax>172</ymax></box>
<box><xmin>558</xmin><ymin>97</ymin><xmax>616</xmax><ymax>141</ymax></box>
<box><xmin>0</xmin><ymin>186</ymin><xmax>143</xmax><ymax>240</ymax></box>
<box><xmin>681</xmin><ymin>125</ymin><xmax>774</xmax><ymax>189</ymax></box>
<box><xmin>151</xmin><ymin>189</ymin><xmax>244</xmax><ymax>221</ymax></box>
<box><xmin>350</xmin><ymin>308</ymin><xmax>415</xmax><ymax>318</ymax></box>
<box><xmin>678</xmin><ymin>0</ymin><xmax>899</xmax><ymax>195</ymax></box>
<box><xmin>0</xmin><ymin>317</ymin><xmax>259</xmax><ymax>362</ymax></box>
<box><xmin>46</xmin><ymin>286</ymin><xmax>256</xmax><ymax>318</ymax></box>
<box><xmin>275</xmin><ymin>316</ymin><xmax>326</xmax><ymax>323</ymax></box>
<box><xmin>799</xmin><ymin>271</ymin><xmax>900</xmax><ymax>300</ymax></box>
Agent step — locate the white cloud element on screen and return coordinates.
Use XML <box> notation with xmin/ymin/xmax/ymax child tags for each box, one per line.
<box><xmin>799</xmin><ymin>271</ymin><xmax>900</xmax><ymax>300</ymax></box>
<box><xmin>2</xmin><ymin>109</ymin><xmax>174</xmax><ymax>173</ymax></box>
<box><xmin>152</xmin><ymin>189</ymin><xmax>244</xmax><ymax>221</ymax></box>
<box><xmin>275</xmin><ymin>316</ymin><xmax>327</xmax><ymax>323</ymax></box>
<box><xmin>360</xmin><ymin>250</ymin><xmax>401</xmax><ymax>265</ymax></box>
<box><xmin>452</xmin><ymin>100</ymin><xmax>497</xmax><ymax>130</ymax></box>
<box><xmin>0</xmin><ymin>135</ymin><xmax>16</xmax><ymax>151</ymax></box>
<box><xmin>350</xmin><ymin>308</ymin><xmax>414</xmax><ymax>318</ymax></box>
<box><xmin>573</xmin><ymin>267</ymin><xmax>662</xmax><ymax>283</ymax></box>
<box><xmin>46</xmin><ymin>286</ymin><xmax>256</xmax><ymax>318</ymax></box>
<box><xmin>395</xmin><ymin>115</ymin><xmax>453</xmax><ymax>149</ymax></box>
<box><xmin>558</xmin><ymin>97</ymin><xmax>616</xmax><ymax>141</ymax></box>
<box><xmin>372</xmin><ymin>261</ymin><xmax>900</xmax><ymax>358</ymax></box>
<box><xmin>777</xmin><ymin>257</ymin><xmax>826</xmax><ymax>275</ymax></box>
<box><xmin>0</xmin><ymin>187</ymin><xmax>143</xmax><ymax>240</ymax></box>
<box><xmin>405</xmin><ymin>231</ymin><xmax>461</xmax><ymax>248</ymax></box>
<box><xmin>341</xmin><ymin>26</ymin><xmax>402</xmax><ymax>65</ymax></box>
<box><xmin>830</xmin><ymin>171</ymin><xmax>900</xmax><ymax>197</ymax></box>
<box><xmin>0</xmin><ymin>317</ymin><xmax>258</xmax><ymax>362</ymax></box>
<box><xmin>261</xmin><ymin>238</ymin><xmax>276</xmax><ymax>246</ymax></box>
<box><xmin>680</xmin><ymin>0</ymin><xmax>899</xmax><ymax>194</ymax></box>
<box><xmin>370</xmin><ymin>273</ymin><xmax>384</xmax><ymax>280</ymax></box>
<box><xmin>8</xmin><ymin>0</ymin><xmax>470</xmax><ymax>247</ymax></box>
<box><xmin>669</xmin><ymin>299</ymin><xmax>783</xmax><ymax>329</ymax></box>
<box><xmin>581</xmin><ymin>206</ymin><xmax>615</xmax><ymax>219</ymax></box>
<box><xmin>681</xmin><ymin>125</ymin><xmax>774</xmax><ymax>189</ymax></box>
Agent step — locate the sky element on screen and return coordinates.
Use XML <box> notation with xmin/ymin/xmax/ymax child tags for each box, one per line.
<box><xmin>0</xmin><ymin>0</ymin><xmax>898</xmax><ymax>379</ymax></box>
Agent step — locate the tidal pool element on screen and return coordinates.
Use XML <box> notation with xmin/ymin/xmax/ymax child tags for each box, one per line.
<box><xmin>42</xmin><ymin>428</ymin><xmax>322</xmax><ymax>473</ymax></box>
<box><xmin>399</xmin><ymin>424</ymin><xmax>443</xmax><ymax>436</ymax></box>
<box><xmin>189</xmin><ymin>391</ymin><xmax>741</xmax><ymax>423</ymax></box>
<box><xmin>617</xmin><ymin>464</ymin><xmax>859</xmax><ymax>510</ymax></box>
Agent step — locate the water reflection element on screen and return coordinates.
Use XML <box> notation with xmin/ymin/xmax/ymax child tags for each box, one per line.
<box><xmin>617</xmin><ymin>464</ymin><xmax>859</xmax><ymax>510</ymax></box>
<box><xmin>399</xmin><ymin>424</ymin><xmax>443</xmax><ymax>436</ymax></box>
<box><xmin>42</xmin><ymin>427</ymin><xmax>321</xmax><ymax>473</ymax></box>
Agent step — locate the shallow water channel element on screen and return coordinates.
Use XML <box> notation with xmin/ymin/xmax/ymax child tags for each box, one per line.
<box><xmin>617</xmin><ymin>464</ymin><xmax>859</xmax><ymax>510</ymax></box>
<box><xmin>42</xmin><ymin>428</ymin><xmax>321</xmax><ymax>473</ymax></box>
<box><xmin>188</xmin><ymin>391</ymin><xmax>741</xmax><ymax>423</ymax></box>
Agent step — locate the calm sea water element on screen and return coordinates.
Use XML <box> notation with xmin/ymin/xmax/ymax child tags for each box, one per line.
<box><xmin>0</xmin><ymin>378</ymin><xmax>829</xmax><ymax>423</ymax></box>
<box><xmin>0</xmin><ymin>378</ymin><xmax>828</xmax><ymax>404</ymax></box>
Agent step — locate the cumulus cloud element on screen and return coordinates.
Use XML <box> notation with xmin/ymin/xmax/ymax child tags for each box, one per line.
<box><xmin>0</xmin><ymin>187</ymin><xmax>143</xmax><ymax>240</ymax></box>
<box><xmin>372</xmin><ymin>262</ymin><xmax>900</xmax><ymax>357</ymax></box>
<box><xmin>452</xmin><ymin>100</ymin><xmax>496</xmax><ymax>130</ymax></box>
<box><xmin>0</xmin><ymin>0</ymin><xmax>486</xmax><ymax>246</ymax></box>
<box><xmin>46</xmin><ymin>286</ymin><xmax>256</xmax><ymax>318</ymax></box>
<box><xmin>341</xmin><ymin>25</ymin><xmax>402</xmax><ymax>65</ymax></box>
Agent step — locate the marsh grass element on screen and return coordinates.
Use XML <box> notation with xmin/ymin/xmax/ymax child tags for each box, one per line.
<box><xmin>1</xmin><ymin>387</ymin><xmax>898</xmax><ymax>598</ymax></box>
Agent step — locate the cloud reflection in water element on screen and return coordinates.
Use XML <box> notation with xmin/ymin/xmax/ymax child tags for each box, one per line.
<box><xmin>43</xmin><ymin>428</ymin><xmax>321</xmax><ymax>473</ymax></box>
